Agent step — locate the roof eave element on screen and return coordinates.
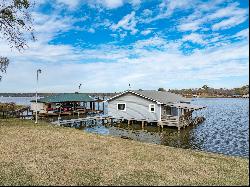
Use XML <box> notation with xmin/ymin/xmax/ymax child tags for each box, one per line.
<box><xmin>106</xmin><ymin>90</ymin><xmax>162</xmax><ymax>104</ymax></box>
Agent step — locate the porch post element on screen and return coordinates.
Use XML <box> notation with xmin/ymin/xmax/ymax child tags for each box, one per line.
<box><xmin>98</xmin><ymin>97</ymin><xmax>100</xmax><ymax>111</ymax></box>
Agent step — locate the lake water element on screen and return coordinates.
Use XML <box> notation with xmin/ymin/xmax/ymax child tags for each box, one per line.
<box><xmin>0</xmin><ymin>96</ymin><xmax>37</xmax><ymax>105</ymax></box>
<box><xmin>0</xmin><ymin>97</ymin><xmax>249</xmax><ymax>158</ymax></box>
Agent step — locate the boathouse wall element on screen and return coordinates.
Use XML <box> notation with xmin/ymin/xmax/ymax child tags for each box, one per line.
<box><xmin>107</xmin><ymin>93</ymin><xmax>161</xmax><ymax>121</ymax></box>
<box><xmin>30</xmin><ymin>102</ymin><xmax>46</xmax><ymax>113</ymax></box>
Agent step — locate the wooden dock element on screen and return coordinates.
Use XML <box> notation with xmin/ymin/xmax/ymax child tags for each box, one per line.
<box><xmin>52</xmin><ymin>115</ymin><xmax>118</xmax><ymax>127</ymax></box>
<box><xmin>52</xmin><ymin>115</ymin><xmax>205</xmax><ymax>131</ymax></box>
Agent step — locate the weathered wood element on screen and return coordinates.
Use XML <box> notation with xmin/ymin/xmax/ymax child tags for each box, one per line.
<box><xmin>141</xmin><ymin>121</ymin><xmax>144</xmax><ymax>129</ymax></box>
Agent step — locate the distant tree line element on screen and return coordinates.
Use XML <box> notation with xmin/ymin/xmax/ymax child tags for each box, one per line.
<box><xmin>168</xmin><ymin>85</ymin><xmax>249</xmax><ymax>97</ymax></box>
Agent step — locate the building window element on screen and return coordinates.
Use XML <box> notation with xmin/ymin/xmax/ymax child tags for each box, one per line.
<box><xmin>117</xmin><ymin>103</ymin><xmax>126</xmax><ymax>111</ymax></box>
<box><xmin>149</xmin><ymin>104</ymin><xmax>155</xmax><ymax>113</ymax></box>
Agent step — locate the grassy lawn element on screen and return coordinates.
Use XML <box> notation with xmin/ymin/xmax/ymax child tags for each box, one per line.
<box><xmin>0</xmin><ymin>119</ymin><xmax>249</xmax><ymax>186</ymax></box>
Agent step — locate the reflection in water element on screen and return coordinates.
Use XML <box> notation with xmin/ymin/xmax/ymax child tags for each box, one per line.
<box><xmin>80</xmin><ymin>122</ymin><xmax>204</xmax><ymax>150</ymax></box>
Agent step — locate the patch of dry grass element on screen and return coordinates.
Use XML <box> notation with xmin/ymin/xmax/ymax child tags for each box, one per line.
<box><xmin>0</xmin><ymin>119</ymin><xmax>249</xmax><ymax>186</ymax></box>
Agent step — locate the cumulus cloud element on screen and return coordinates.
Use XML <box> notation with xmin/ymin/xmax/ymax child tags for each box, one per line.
<box><xmin>111</xmin><ymin>11</ymin><xmax>138</xmax><ymax>35</ymax></box>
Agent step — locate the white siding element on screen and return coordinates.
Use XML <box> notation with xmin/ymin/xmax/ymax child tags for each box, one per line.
<box><xmin>30</xmin><ymin>102</ymin><xmax>46</xmax><ymax>113</ymax></box>
<box><xmin>108</xmin><ymin>93</ymin><xmax>161</xmax><ymax>121</ymax></box>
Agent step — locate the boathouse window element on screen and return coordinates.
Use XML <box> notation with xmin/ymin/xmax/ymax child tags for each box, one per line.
<box><xmin>117</xmin><ymin>103</ymin><xmax>126</xmax><ymax>111</ymax></box>
<box><xmin>149</xmin><ymin>104</ymin><xmax>155</xmax><ymax>112</ymax></box>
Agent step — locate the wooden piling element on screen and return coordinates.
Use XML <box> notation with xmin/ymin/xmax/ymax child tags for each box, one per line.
<box><xmin>102</xmin><ymin>96</ymin><xmax>105</xmax><ymax>113</ymax></box>
<box><xmin>141</xmin><ymin>121</ymin><xmax>144</xmax><ymax>129</ymax></box>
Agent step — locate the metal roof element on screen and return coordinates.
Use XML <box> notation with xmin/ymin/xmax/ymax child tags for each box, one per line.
<box><xmin>106</xmin><ymin>90</ymin><xmax>190</xmax><ymax>104</ymax></box>
<box><xmin>31</xmin><ymin>93</ymin><xmax>95</xmax><ymax>103</ymax></box>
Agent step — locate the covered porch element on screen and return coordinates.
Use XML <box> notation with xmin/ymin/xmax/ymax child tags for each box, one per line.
<box><xmin>31</xmin><ymin>93</ymin><xmax>104</xmax><ymax>117</ymax></box>
<box><xmin>160</xmin><ymin>103</ymin><xmax>206</xmax><ymax>130</ymax></box>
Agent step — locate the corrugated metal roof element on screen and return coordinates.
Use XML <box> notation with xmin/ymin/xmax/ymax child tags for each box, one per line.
<box><xmin>31</xmin><ymin>93</ymin><xmax>95</xmax><ymax>103</ymax></box>
<box><xmin>133</xmin><ymin>90</ymin><xmax>190</xmax><ymax>104</ymax></box>
<box><xmin>107</xmin><ymin>90</ymin><xmax>190</xmax><ymax>104</ymax></box>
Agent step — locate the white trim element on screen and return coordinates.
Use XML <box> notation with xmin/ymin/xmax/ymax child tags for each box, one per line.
<box><xmin>106</xmin><ymin>90</ymin><xmax>163</xmax><ymax>104</ymax></box>
<box><xmin>149</xmin><ymin>104</ymin><xmax>155</xmax><ymax>113</ymax></box>
<box><xmin>117</xmin><ymin>103</ymin><xmax>126</xmax><ymax>111</ymax></box>
<box><xmin>159</xmin><ymin>104</ymin><xmax>162</xmax><ymax>121</ymax></box>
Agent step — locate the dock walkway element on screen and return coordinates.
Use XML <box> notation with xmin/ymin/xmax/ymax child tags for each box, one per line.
<box><xmin>52</xmin><ymin>115</ymin><xmax>205</xmax><ymax>130</ymax></box>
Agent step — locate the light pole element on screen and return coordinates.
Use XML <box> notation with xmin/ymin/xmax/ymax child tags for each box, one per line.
<box><xmin>35</xmin><ymin>69</ymin><xmax>42</xmax><ymax>124</ymax></box>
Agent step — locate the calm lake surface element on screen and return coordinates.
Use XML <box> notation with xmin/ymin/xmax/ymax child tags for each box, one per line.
<box><xmin>0</xmin><ymin>97</ymin><xmax>249</xmax><ymax>158</ymax></box>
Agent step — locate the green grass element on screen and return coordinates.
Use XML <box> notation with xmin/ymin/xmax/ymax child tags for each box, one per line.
<box><xmin>0</xmin><ymin>119</ymin><xmax>249</xmax><ymax>186</ymax></box>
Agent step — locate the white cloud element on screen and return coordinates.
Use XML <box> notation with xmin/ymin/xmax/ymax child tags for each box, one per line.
<box><xmin>207</xmin><ymin>2</ymin><xmax>248</xmax><ymax>20</ymax></box>
<box><xmin>141</xmin><ymin>30</ymin><xmax>152</xmax><ymax>36</ymax></box>
<box><xmin>182</xmin><ymin>33</ymin><xmax>206</xmax><ymax>45</ymax></box>
<box><xmin>0</xmin><ymin>1</ymin><xmax>249</xmax><ymax>92</ymax></box>
<box><xmin>133</xmin><ymin>37</ymin><xmax>171</xmax><ymax>50</ymax></box>
<box><xmin>56</xmin><ymin>0</ymin><xmax>80</xmax><ymax>9</ymax></box>
<box><xmin>177</xmin><ymin>2</ymin><xmax>248</xmax><ymax>32</ymax></box>
<box><xmin>141</xmin><ymin>9</ymin><xmax>153</xmax><ymax>17</ymax></box>
<box><xmin>143</xmin><ymin>0</ymin><xmax>193</xmax><ymax>23</ymax></box>
<box><xmin>88</xmin><ymin>28</ymin><xmax>95</xmax><ymax>33</ymax></box>
<box><xmin>86</xmin><ymin>0</ymin><xmax>141</xmax><ymax>9</ymax></box>
<box><xmin>100</xmin><ymin>0</ymin><xmax>124</xmax><ymax>9</ymax></box>
<box><xmin>234</xmin><ymin>28</ymin><xmax>249</xmax><ymax>39</ymax></box>
<box><xmin>111</xmin><ymin>11</ymin><xmax>138</xmax><ymax>35</ymax></box>
<box><xmin>162</xmin><ymin>0</ymin><xmax>191</xmax><ymax>13</ymax></box>
<box><xmin>31</xmin><ymin>12</ymin><xmax>75</xmax><ymax>42</ymax></box>
<box><xmin>129</xmin><ymin>0</ymin><xmax>141</xmax><ymax>7</ymax></box>
<box><xmin>212</xmin><ymin>15</ymin><xmax>248</xmax><ymax>30</ymax></box>
<box><xmin>1</xmin><ymin>33</ymin><xmax>248</xmax><ymax>92</ymax></box>
<box><xmin>178</xmin><ymin>19</ymin><xmax>203</xmax><ymax>32</ymax></box>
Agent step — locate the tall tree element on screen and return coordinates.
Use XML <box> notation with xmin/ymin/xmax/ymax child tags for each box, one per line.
<box><xmin>0</xmin><ymin>0</ymin><xmax>34</xmax><ymax>80</ymax></box>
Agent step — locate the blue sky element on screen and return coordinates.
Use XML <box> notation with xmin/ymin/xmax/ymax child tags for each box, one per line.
<box><xmin>0</xmin><ymin>0</ymin><xmax>249</xmax><ymax>92</ymax></box>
